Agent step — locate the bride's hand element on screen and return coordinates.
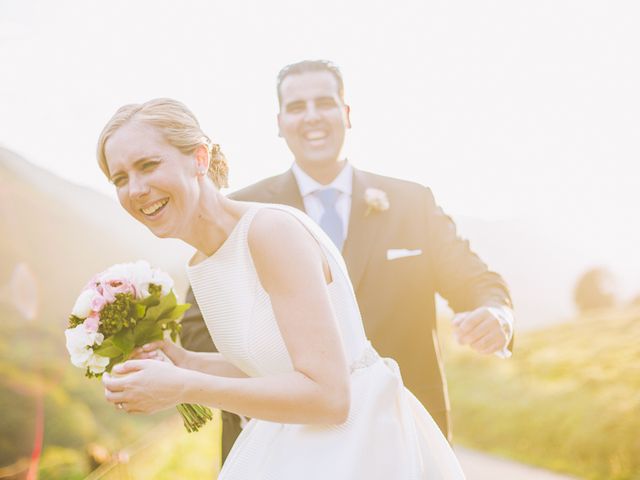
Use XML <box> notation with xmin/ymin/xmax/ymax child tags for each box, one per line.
<box><xmin>102</xmin><ymin>360</ymin><xmax>187</xmax><ymax>414</ymax></box>
<box><xmin>130</xmin><ymin>340</ymin><xmax>189</xmax><ymax>367</ymax></box>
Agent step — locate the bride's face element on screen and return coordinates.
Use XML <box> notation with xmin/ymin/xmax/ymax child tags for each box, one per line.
<box><xmin>104</xmin><ymin>120</ymin><xmax>200</xmax><ymax>239</ymax></box>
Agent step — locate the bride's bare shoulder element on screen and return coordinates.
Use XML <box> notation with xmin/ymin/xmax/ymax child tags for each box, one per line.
<box><xmin>249</xmin><ymin>207</ymin><xmax>309</xmax><ymax>242</ymax></box>
<box><xmin>247</xmin><ymin>208</ymin><xmax>319</xmax><ymax>269</ymax></box>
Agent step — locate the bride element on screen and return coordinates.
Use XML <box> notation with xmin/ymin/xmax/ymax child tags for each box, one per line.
<box><xmin>98</xmin><ymin>98</ymin><xmax>465</xmax><ymax>479</ymax></box>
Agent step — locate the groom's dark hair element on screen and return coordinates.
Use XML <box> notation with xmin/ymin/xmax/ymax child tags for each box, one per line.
<box><xmin>276</xmin><ymin>60</ymin><xmax>345</xmax><ymax>106</ymax></box>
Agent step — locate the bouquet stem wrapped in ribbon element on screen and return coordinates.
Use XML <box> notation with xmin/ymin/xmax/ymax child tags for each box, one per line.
<box><xmin>65</xmin><ymin>260</ymin><xmax>212</xmax><ymax>432</ymax></box>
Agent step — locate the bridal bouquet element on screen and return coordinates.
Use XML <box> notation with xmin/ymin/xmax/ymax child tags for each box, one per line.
<box><xmin>65</xmin><ymin>260</ymin><xmax>212</xmax><ymax>432</ymax></box>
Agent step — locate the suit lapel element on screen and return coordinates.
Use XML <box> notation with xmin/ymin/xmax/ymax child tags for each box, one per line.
<box><xmin>343</xmin><ymin>169</ymin><xmax>384</xmax><ymax>292</ymax></box>
<box><xmin>266</xmin><ymin>170</ymin><xmax>305</xmax><ymax>211</ymax></box>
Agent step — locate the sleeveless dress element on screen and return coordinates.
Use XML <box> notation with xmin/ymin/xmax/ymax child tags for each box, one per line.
<box><xmin>187</xmin><ymin>204</ymin><xmax>465</xmax><ymax>480</ymax></box>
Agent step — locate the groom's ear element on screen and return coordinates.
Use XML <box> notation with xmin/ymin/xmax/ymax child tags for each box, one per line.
<box><xmin>276</xmin><ymin>112</ymin><xmax>283</xmax><ymax>138</ymax></box>
<box><xmin>344</xmin><ymin>104</ymin><xmax>352</xmax><ymax>129</ymax></box>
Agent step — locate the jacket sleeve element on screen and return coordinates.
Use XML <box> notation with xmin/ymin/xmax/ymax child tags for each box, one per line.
<box><xmin>179</xmin><ymin>287</ymin><xmax>217</xmax><ymax>353</ymax></box>
<box><xmin>425</xmin><ymin>187</ymin><xmax>513</xmax><ymax>314</ymax></box>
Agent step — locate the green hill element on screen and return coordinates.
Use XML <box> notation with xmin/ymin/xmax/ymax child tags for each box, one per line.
<box><xmin>444</xmin><ymin>308</ymin><xmax>640</xmax><ymax>480</ymax></box>
<box><xmin>0</xmin><ymin>148</ymin><xmax>193</xmax><ymax>478</ymax></box>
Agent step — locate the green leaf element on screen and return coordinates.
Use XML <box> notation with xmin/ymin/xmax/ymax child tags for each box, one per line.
<box><xmin>133</xmin><ymin>318</ymin><xmax>156</xmax><ymax>344</ymax></box>
<box><xmin>146</xmin><ymin>329</ymin><xmax>164</xmax><ymax>343</ymax></box>
<box><xmin>68</xmin><ymin>314</ymin><xmax>84</xmax><ymax>328</ymax></box>
<box><xmin>135</xmin><ymin>323</ymin><xmax>164</xmax><ymax>346</ymax></box>
<box><xmin>163</xmin><ymin>303</ymin><xmax>191</xmax><ymax>321</ymax></box>
<box><xmin>112</xmin><ymin>329</ymin><xmax>135</xmax><ymax>357</ymax></box>
<box><xmin>145</xmin><ymin>291</ymin><xmax>177</xmax><ymax>322</ymax></box>
<box><xmin>134</xmin><ymin>303</ymin><xmax>146</xmax><ymax>319</ymax></box>
<box><xmin>139</xmin><ymin>294</ymin><xmax>161</xmax><ymax>307</ymax></box>
<box><xmin>94</xmin><ymin>338</ymin><xmax>123</xmax><ymax>358</ymax></box>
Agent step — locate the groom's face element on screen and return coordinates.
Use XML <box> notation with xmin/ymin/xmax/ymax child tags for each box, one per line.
<box><xmin>277</xmin><ymin>71</ymin><xmax>351</xmax><ymax>169</ymax></box>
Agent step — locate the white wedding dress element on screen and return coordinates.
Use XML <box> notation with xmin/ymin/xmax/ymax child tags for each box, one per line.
<box><xmin>187</xmin><ymin>204</ymin><xmax>465</xmax><ymax>480</ymax></box>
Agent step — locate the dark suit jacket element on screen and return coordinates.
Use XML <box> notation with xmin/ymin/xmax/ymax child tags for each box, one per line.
<box><xmin>180</xmin><ymin>167</ymin><xmax>513</xmax><ymax>438</ymax></box>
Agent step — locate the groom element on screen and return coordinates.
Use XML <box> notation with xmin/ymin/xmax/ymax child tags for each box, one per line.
<box><xmin>181</xmin><ymin>60</ymin><xmax>514</xmax><ymax>460</ymax></box>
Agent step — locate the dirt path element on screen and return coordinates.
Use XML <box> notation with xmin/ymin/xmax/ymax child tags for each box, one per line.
<box><xmin>454</xmin><ymin>447</ymin><xmax>580</xmax><ymax>480</ymax></box>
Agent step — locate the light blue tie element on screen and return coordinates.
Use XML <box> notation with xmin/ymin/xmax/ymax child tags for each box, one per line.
<box><xmin>314</xmin><ymin>188</ymin><xmax>344</xmax><ymax>250</ymax></box>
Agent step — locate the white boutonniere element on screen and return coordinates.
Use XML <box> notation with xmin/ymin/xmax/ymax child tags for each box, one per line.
<box><xmin>364</xmin><ymin>188</ymin><xmax>390</xmax><ymax>216</ymax></box>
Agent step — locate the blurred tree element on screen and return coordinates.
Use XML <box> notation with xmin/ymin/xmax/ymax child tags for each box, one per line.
<box><xmin>628</xmin><ymin>294</ymin><xmax>640</xmax><ymax>308</ymax></box>
<box><xmin>0</xmin><ymin>383</ymin><xmax>35</xmax><ymax>465</ymax></box>
<box><xmin>573</xmin><ymin>267</ymin><xmax>617</xmax><ymax>313</ymax></box>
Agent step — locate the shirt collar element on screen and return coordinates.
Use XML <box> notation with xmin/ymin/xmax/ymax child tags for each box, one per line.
<box><xmin>291</xmin><ymin>161</ymin><xmax>353</xmax><ymax>197</ymax></box>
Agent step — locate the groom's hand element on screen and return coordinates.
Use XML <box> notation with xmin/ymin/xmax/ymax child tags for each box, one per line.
<box><xmin>452</xmin><ymin>306</ymin><xmax>509</xmax><ymax>355</ymax></box>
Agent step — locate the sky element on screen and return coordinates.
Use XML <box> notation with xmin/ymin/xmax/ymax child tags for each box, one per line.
<box><xmin>1</xmin><ymin>0</ymin><xmax>639</xmax><ymax>297</ymax></box>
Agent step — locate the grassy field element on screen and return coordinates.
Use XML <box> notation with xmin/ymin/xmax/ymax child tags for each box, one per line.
<box><xmin>443</xmin><ymin>307</ymin><xmax>640</xmax><ymax>480</ymax></box>
<box><xmin>86</xmin><ymin>411</ymin><xmax>221</xmax><ymax>480</ymax></box>
<box><xmin>22</xmin><ymin>307</ymin><xmax>639</xmax><ymax>478</ymax></box>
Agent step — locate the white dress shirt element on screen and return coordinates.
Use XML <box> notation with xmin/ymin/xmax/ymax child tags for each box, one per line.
<box><xmin>291</xmin><ymin>161</ymin><xmax>353</xmax><ymax>237</ymax></box>
<box><xmin>488</xmin><ymin>306</ymin><xmax>514</xmax><ymax>358</ymax></box>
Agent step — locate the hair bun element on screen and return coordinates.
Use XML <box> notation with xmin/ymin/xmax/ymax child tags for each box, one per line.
<box><xmin>208</xmin><ymin>143</ymin><xmax>229</xmax><ymax>189</ymax></box>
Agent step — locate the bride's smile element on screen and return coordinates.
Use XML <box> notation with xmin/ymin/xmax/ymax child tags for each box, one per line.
<box><xmin>140</xmin><ymin>197</ymin><xmax>169</xmax><ymax>217</ymax></box>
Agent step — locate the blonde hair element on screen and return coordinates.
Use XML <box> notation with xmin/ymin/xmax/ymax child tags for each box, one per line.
<box><xmin>96</xmin><ymin>98</ymin><xmax>229</xmax><ymax>188</ymax></box>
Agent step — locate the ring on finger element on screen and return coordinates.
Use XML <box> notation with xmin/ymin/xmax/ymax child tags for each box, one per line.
<box><xmin>117</xmin><ymin>402</ymin><xmax>124</xmax><ymax>410</ymax></box>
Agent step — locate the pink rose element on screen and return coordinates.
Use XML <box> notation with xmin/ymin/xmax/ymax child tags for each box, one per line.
<box><xmin>99</xmin><ymin>283</ymin><xmax>115</xmax><ymax>303</ymax></box>
<box><xmin>90</xmin><ymin>294</ymin><xmax>107</xmax><ymax>312</ymax></box>
<box><xmin>100</xmin><ymin>279</ymin><xmax>135</xmax><ymax>303</ymax></box>
<box><xmin>83</xmin><ymin>312</ymin><xmax>100</xmax><ymax>332</ymax></box>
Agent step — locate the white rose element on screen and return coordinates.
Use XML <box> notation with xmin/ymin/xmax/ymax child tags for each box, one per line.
<box><xmin>71</xmin><ymin>289</ymin><xmax>98</xmax><ymax>319</ymax></box>
<box><xmin>98</xmin><ymin>263</ymin><xmax>129</xmax><ymax>282</ymax></box>
<box><xmin>65</xmin><ymin>324</ymin><xmax>105</xmax><ymax>369</ymax></box>
<box><xmin>86</xmin><ymin>353</ymin><xmax>110</xmax><ymax>375</ymax></box>
<box><xmin>99</xmin><ymin>261</ymin><xmax>141</xmax><ymax>283</ymax></box>
<box><xmin>151</xmin><ymin>269</ymin><xmax>174</xmax><ymax>296</ymax></box>
<box><xmin>128</xmin><ymin>260</ymin><xmax>155</xmax><ymax>297</ymax></box>
<box><xmin>128</xmin><ymin>260</ymin><xmax>154</xmax><ymax>284</ymax></box>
